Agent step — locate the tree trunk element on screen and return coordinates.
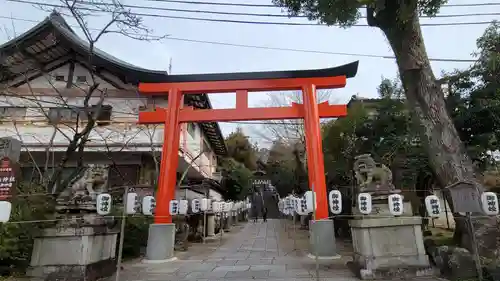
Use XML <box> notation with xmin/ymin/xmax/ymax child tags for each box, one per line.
<box><xmin>379</xmin><ymin>12</ymin><xmax>500</xmax><ymax>261</ymax></box>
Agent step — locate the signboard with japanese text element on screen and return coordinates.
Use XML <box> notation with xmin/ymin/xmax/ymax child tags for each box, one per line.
<box><xmin>446</xmin><ymin>181</ymin><xmax>483</xmax><ymax>213</ymax></box>
<box><xmin>0</xmin><ymin>157</ymin><xmax>17</xmax><ymax>200</ymax></box>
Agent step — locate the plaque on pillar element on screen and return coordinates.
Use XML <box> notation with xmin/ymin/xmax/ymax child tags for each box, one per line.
<box><xmin>0</xmin><ymin>138</ymin><xmax>21</xmax><ymax>162</ymax></box>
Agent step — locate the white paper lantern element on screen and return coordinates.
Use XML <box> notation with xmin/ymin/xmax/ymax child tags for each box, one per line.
<box><xmin>96</xmin><ymin>193</ymin><xmax>112</xmax><ymax>215</ymax></box>
<box><xmin>169</xmin><ymin>200</ymin><xmax>179</xmax><ymax>215</ymax></box>
<box><xmin>142</xmin><ymin>196</ymin><xmax>156</xmax><ymax>216</ymax></box>
<box><xmin>292</xmin><ymin>196</ymin><xmax>300</xmax><ymax>214</ymax></box>
<box><xmin>357</xmin><ymin>193</ymin><xmax>372</xmax><ymax>215</ymax></box>
<box><xmin>425</xmin><ymin>195</ymin><xmax>441</xmax><ymax>218</ymax></box>
<box><xmin>125</xmin><ymin>192</ymin><xmax>139</xmax><ymax>215</ymax></box>
<box><xmin>304</xmin><ymin>191</ymin><xmax>317</xmax><ymax>213</ymax></box>
<box><xmin>0</xmin><ymin>201</ymin><xmax>12</xmax><ymax>223</ymax></box>
<box><xmin>212</xmin><ymin>201</ymin><xmax>222</xmax><ymax>213</ymax></box>
<box><xmin>223</xmin><ymin>202</ymin><xmax>231</xmax><ymax>213</ymax></box>
<box><xmin>191</xmin><ymin>199</ymin><xmax>201</xmax><ymax>213</ymax></box>
<box><xmin>388</xmin><ymin>194</ymin><xmax>404</xmax><ymax>216</ymax></box>
<box><xmin>178</xmin><ymin>200</ymin><xmax>189</xmax><ymax>215</ymax></box>
<box><xmin>328</xmin><ymin>190</ymin><xmax>342</xmax><ymax>215</ymax></box>
<box><xmin>200</xmin><ymin>198</ymin><xmax>210</xmax><ymax>212</ymax></box>
<box><xmin>481</xmin><ymin>192</ymin><xmax>499</xmax><ymax>216</ymax></box>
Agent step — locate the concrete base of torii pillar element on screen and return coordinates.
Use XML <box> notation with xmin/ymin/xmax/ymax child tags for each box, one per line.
<box><xmin>143</xmin><ymin>223</ymin><xmax>177</xmax><ymax>263</ymax></box>
<box><xmin>308</xmin><ymin>219</ymin><xmax>341</xmax><ymax>260</ymax></box>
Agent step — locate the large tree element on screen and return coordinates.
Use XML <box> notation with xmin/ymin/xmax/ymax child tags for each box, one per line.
<box><xmin>273</xmin><ymin>0</ymin><xmax>498</xmax><ymax>257</ymax></box>
<box><xmin>225</xmin><ymin>127</ymin><xmax>258</xmax><ymax>171</ymax></box>
<box><xmin>266</xmin><ymin>139</ymin><xmax>309</xmax><ymax>196</ymax></box>
<box><xmin>219</xmin><ymin>128</ymin><xmax>258</xmax><ymax>200</ymax></box>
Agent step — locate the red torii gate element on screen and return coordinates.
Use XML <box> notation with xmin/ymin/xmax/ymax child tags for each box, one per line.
<box><xmin>138</xmin><ymin>61</ymin><xmax>358</xmax><ymax>224</ymax></box>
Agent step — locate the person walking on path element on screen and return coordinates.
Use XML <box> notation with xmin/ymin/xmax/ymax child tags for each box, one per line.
<box><xmin>262</xmin><ymin>207</ymin><xmax>268</xmax><ymax>222</ymax></box>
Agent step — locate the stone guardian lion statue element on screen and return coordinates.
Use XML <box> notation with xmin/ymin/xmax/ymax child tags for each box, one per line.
<box><xmin>353</xmin><ymin>154</ymin><xmax>395</xmax><ymax>193</ymax></box>
<box><xmin>56</xmin><ymin>164</ymin><xmax>109</xmax><ymax>210</ymax></box>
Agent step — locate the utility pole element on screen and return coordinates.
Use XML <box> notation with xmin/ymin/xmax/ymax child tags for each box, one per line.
<box><xmin>168</xmin><ymin>57</ymin><xmax>173</xmax><ymax>74</ymax></box>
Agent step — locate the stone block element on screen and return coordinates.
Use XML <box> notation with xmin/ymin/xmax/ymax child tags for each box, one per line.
<box><xmin>27</xmin><ymin>226</ymin><xmax>118</xmax><ymax>281</ymax></box>
<box><xmin>349</xmin><ymin>216</ymin><xmax>434</xmax><ymax>279</ymax></box>
<box><xmin>212</xmin><ymin>265</ymin><xmax>250</xmax><ymax>272</ymax></box>
<box><xmin>431</xmin><ymin>245</ymin><xmax>478</xmax><ymax>281</ymax></box>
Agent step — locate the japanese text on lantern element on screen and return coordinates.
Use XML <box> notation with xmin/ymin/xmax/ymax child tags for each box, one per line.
<box><xmin>0</xmin><ymin>157</ymin><xmax>15</xmax><ymax>200</ymax></box>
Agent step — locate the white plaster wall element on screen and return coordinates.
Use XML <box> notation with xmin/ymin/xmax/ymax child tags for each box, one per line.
<box><xmin>183</xmin><ymin>126</ymin><xmax>218</xmax><ymax>177</ymax></box>
<box><xmin>174</xmin><ymin>188</ymin><xmax>204</xmax><ymax>201</ymax></box>
<box><xmin>17</xmin><ymin>63</ymin><xmax>119</xmax><ymax>90</ymax></box>
<box><xmin>209</xmin><ymin>189</ymin><xmax>223</xmax><ymax>201</ymax></box>
<box><xmin>185</xmin><ymin>123</ymin><xmax>202</xmax><ymax>156</ymax></box>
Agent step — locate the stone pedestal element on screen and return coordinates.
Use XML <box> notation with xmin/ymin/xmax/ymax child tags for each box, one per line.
<box><xmin>143</xmin><ymin>223</ymin><xmax>176</xmax><ymax>263</ymax></box>
<box><xmin>206</xmin><ymin>214</ymin><xmax>215</xmax><ymax>237</ymax></box>
<box><xmin>348</xmin><ymin>216</ymin><xmax>434</xmax><ymax>280</ymax></box>
<box><xmin>205</xmin><ymin>214</ymin><xmax>215</xmax><ymax>241</ymax></box>
<box><xmin>223</xmin><ymin>215</ymin><xmax>231</xmax><ymax>231</ymax></box>
<box><xmin>308</xmin><ymin>219</ymin><xmax>340</xmax><ymax>259</ymax></box>
<box><xmin>27</xmin><ymin>226</ymin><xmax>118</xmax><ymax>281</ymax></box>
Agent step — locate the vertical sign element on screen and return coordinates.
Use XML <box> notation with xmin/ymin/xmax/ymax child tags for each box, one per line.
<box><xmin>0</xmin><ymin>157</ymin><xmax>16</xmax><ymax>200</ymax></box>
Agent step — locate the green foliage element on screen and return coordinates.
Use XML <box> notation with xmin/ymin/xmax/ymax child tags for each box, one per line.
<box><xmin>122</xmin><ymin>216</ymin><xmax>153</xmax><ymax>259</ymax></box>
<box><xmin>322</xmin><ymin>79</ymin><xmax>429</xmax><ymax>189</ymax></box>
<box><xmin>377</xmin><ymin>78</ymin><xmax>404</xmax><ymax>99</ymax></box>
<box><xmin>220</xmin><ymin>128</ymin><xmax>257</xmax><ymax>200</ymax></box>
<box><xmin>322</xmin><ymin>101</ymin><xmax>370</xmax><ymax>186</ymax></box>
<box><xmin>265</xmin><ymin>141</ymin><xmax>306</xmax><ymax>196</ymax></box>
<box><xmin>225</xmin><ymin>127</ymin><xmax>258</xmax><ymax>171</ymax></box>
<box><xmin>272</xmin><ymin>0</ymin><xmax>447</xmax><ymax>26</ymax></box>
<box><xmin>219</xmin><ymin>158</ymin><xmax>253</xmax><ymax>201</ymax></box>
<box><xmin>445</xmin><ymin>22</ymin><xmax>500</xmax><ymax>169</ymax></box>
<box><xmin>0</xmin><ymin>181</ymin><xmax>54</xmax><ymax>275</ymax></box>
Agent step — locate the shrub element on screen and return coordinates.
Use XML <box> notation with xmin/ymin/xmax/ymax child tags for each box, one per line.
<box><xmin>122</xmin><ymin>216</ymin><xmax>153</xmax><ymax>259</ymax></box>
<box><xmin>0</xmin><ymin>182</ymin><xmax>54</xmax><ymax>276</ymax></box>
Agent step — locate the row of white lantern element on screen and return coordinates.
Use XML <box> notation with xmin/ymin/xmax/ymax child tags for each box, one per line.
<box><xmin>96</xmin><ymin>193</ymin><xmax>157</xmax><ymax>216</ymax></box>
<box><xmin>278</xmin><ymin>190</ymin><xmax>500</xmax><ymax>217</ymax></box>
<box><xmin>96</xmin><ymin>192</ymin><xmax>252</xmax><ymax>216</ymax></box>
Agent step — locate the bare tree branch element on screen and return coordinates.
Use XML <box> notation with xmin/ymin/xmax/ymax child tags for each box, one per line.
<box><xmin>0</xmin><ymin>1</ymin><xmax>164</xmax><ymax>196</ymax></box>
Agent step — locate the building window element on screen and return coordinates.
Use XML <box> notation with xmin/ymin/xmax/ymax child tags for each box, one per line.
<box><xmin>47</xmin><ymin>108</ymin><xmax>79</xmax><ymax>124</ymax></box>
<box><xmin>47</xmin><ymin>105</ymin><xmax>112</xmax><ymax>125</ymax></box>
<box><xmin>75</xmin><ymin>75</ymin><xmax>87</xmax><ymax>83</ymax></box>
<box><xmin>187</xmin><ymin>123</ymin><xmax>196</xmax><ymax>138</ymax></box>
<box><xmin>54</xmin><ymin>75</ymin><xmax>65</xmax><ymax>81</ymax></box>
<box><xmin>0</xmin><ymin>107</ymin><xmax>27</xmax><ymax>120</ymax></box>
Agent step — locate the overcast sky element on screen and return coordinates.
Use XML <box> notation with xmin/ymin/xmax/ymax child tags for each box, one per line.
<box><xmin>0</xmin><ymin>0</ymin><xmax>497</xmax><ymax>147</ymax></box>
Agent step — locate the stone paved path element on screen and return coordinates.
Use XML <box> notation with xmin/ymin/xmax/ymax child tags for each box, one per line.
<box><xmin>114</xmin><ymin>219</ymin><xmax>444</xmax><ymax>281</ymax></box>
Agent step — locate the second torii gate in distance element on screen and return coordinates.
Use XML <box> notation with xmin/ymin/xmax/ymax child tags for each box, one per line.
<box><xmin>138</xmin><ymin>61</ymin><xmax>358</xmax><ymax>261</ymax></box>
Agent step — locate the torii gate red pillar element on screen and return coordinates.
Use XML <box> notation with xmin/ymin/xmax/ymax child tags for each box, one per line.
<box><xmin>154</xmin><ymin>88</ymin><xmax>182</xmax><ymax>224</ymax></box>
<box><xmin>138</xmin><ymin>62</ymin><xmax>358</xmax><ymax>224</ymax></box>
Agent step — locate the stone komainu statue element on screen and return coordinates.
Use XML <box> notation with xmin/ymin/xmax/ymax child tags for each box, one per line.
<box><xmin>56</xmin><ymin>164</ymin><xmax>109</xmax><ymax>210</ymax></box>
<box><xmin>353</xmin><ymin>154</ymin><xmax>395</xmax><ymax>193</ymax></box>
